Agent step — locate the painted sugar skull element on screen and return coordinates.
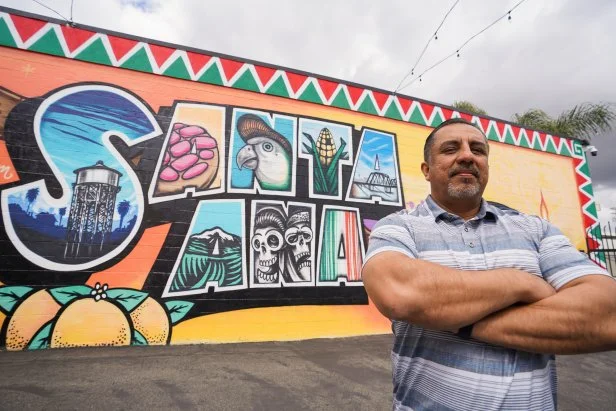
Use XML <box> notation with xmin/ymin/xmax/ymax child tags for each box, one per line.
<box><xmin>283</xmin><ymin>211</ymin><xmax>313</xmax><ymax>282</ymax></box>
<box><xmin>252</xmin><ymin>207</ymin><xmax>286</xmax><ymax>284</ymax></box>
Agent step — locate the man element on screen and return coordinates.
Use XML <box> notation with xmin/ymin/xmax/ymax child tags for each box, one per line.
<box><xmin>362</xmin><ymin>118</ymin><xmax>616</xmax><ymax>411</ymax></box>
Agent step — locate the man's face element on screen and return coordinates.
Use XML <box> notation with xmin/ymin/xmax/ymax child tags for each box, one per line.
<box><xmin>421</xmin><ymin>123</ymin><xmax>489</xmax><ymax>203</ymax></box>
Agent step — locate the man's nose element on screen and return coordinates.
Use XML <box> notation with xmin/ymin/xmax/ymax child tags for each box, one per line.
<box><xmin>456</xmin><ymin>144</ymin><xmax>475</xmax><ymax>163</ymax></box>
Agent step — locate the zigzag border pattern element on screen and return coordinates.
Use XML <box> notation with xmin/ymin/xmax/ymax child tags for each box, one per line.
<box><xmin>0</xmin><ymin>10</ymin><xmax>601</xmax><ymax>249</ymax></box>
<box><xmin>571</xmin><ymin>141</ymin><xmax>606</xmax><ymax>266</ymax></box>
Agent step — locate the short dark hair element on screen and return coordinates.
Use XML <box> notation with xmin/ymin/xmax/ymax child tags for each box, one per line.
<box><xmin>423</xmin><ymin>118</ymin><xmax>488</xmax><ymax>162</ymax></box>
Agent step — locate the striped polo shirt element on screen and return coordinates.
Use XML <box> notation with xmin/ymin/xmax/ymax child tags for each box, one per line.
<box><xmin>365</xmin><ymin>195</ymin><xmax>610</xmax><ymax>411</ymax></box>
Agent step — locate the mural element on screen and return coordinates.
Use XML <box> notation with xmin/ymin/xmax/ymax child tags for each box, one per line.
<box><xmin>149</xmin><ymin>103</ymin><xmax>226</xmax><ymax>203</ymax></box>
<box><xmin>2</xmin><ymin>85</ymin><xmax>161</xmax><ymax>271</ymax></box>
<box><xmin>228</xmin><ymin>109</ymin><xmax>297</xmax><ymax>195</ymax></box>
<box><xmin>164</xmin><ymin>200</ymin><xmax>247</xmax><ymax>297</ymax></box>
<box><xmin>250</xmin><ymin>201</ymin><xmax>315</xmax><ymax>287</ymax></box>
<box><xmin>318</xmin><ymin>206</ymin><xmax>364</xmax><ymax>285</ymax></box>
<box><xmin>346</xmin><ymin>129</ymin><xmax>402</xmax><ymax>206</ymax></box>
<box><xmin>0</xmin><ymin>284</ymin><xmax>192</xmax><ymax>350</ymax></box>
<box><xmin>0</xmin><ymin>9</ymin><xmax>602</xmax><ymax>348</ymax></box>
<box><xmin>299</xmin><ymin>119</ymin><xmax>353</xmax><ymax>199</ymax></box>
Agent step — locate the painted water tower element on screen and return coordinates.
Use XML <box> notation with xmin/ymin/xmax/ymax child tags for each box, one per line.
<box><xmin>64</xmin><ymin>160</ymin><xmax>122</xmax><ymax>258</ymax></box>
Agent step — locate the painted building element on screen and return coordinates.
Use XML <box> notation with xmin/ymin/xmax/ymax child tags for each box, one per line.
<box><xmin>0</xmin><ymin>7</ymin><xmax>603</xmax><ymax>350</ymax></box>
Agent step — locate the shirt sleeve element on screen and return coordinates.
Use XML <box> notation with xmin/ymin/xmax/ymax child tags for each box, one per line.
<box><xmin>538</xmin><ymin>218</ymin><xmax>611</xmax><ymax>290</ymax></box>
<box><xmin>364</xmin><ymin>212</ymin><xmax>418</xmax><ymax>265</ymax></box>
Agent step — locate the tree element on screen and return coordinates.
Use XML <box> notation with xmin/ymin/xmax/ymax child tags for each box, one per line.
<box><xmin>512</xmin><ymin>103</ymin><xmax>616</xmax><ymax>142</ymax></box>
<box><xmin>452</xmin><ymin>100</ymin><xmax>488</xmax><ymax>116</ymax></box>
<box><xmin>25</xmin><ymin>188</ymin><xmax>39</xmax><ymax>216</ymax></box>
<box><xmin>58</xmin><ymin>207</ymin><xmax>66</xmax><ymax>226</ymax></box>
<box><xmin>117</xmin><ymin>200</ymin><xmax>130</xmax><ymax>231</ymax></box>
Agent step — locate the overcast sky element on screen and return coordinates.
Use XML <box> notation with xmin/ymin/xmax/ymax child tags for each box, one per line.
<box><xmin>1</xmin><ymin>0</ymin><xmax>615</xmax><ymax>225</ymax></box>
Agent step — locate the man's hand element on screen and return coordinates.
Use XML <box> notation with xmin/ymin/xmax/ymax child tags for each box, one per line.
<box><xmin>512</xmin><ymin>270</ymin><xmax>556</xmax><ymax>303</ymax></box>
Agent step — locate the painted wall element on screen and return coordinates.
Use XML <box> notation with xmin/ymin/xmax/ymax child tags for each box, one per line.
<box><xmin>0</xmin><ymin>9</ymin><xmax>601</xmax><ymax>350</ymax></box>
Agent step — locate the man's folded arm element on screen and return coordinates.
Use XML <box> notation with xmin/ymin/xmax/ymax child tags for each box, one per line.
<box><xmin>471</xmin><ymin>273</ymin><xmax>616</xmax><ymax>354</ymax></box>
<box><xmin>362</xmin><ymin>250</ymin><xmax>555</xmax><ymax>331</ymax></box>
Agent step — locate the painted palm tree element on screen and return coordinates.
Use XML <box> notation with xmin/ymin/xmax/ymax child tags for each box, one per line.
<box><xmin>25</xmin><ymin>188</ymin><xmax>39</xmax><ymax>216</ymax></box>
<box><xmin>512</xmin><ymin>103</ymin><xmax>615</xmax><ymax>142</ymax></box>
<box><xmin>117</xmin><ymin>200</ymin><xmax>130</xmax><ymax>231</ymax></box>
<box><xmin>58</xmin><ymin>207</ymin><xmax>66</xmax><ymax>226</ymax></box>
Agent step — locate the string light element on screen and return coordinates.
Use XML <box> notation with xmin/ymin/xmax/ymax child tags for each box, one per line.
<box><xmin>31</xmin><ymin>0</ymin><xmax>71</xmax><ymax>22</ymax></box>
<box><xmin>393</xmin><ymin>0</ymin><xmax>461</xmax><ymax>93</ymax></box>
<box><xmin>397</xmin><ymin>0</ymin><xmax>529</xmax><ymax>92</ymax></box>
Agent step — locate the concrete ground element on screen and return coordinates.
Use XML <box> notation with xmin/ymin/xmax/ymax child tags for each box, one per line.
<box><xmin>0</xmin><ymin>335</ymin><xmax>614</xmax><ymax>410</ymax></box>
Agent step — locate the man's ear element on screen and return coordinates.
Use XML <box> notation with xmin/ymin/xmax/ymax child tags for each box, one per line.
<box><xmin>421</xmin><ymin>161</ymin><xmax>430</xmax><ymax>181</ymax></box>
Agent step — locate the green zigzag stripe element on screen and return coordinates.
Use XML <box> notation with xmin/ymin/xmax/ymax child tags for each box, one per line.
<box><xmin>357</xmin><ymin>95</ymin><xmax>378</xmax><ymax>115</ymax></box>
<box><xmin>330</xmin><ymin>88</ymin><xmax>351</xmax><ymax>110</ymax></box>
<box><xmin>384</xmin><ymin>100</ymin><xmax>403</xmax><ymax>121</ymax></box>
<box><xmin>0</xmin><ymin>17</ymin><xmax>17</xmax><ymax>47</ymax></box>
<box><xmin>28</xmin><ymin>28</ymin><xmax>64</xmax><ymax>57</ymax></box>
<box><xmin>408</xmin><ymin>105</ymin><xmax>426</xmax><ymax>125</ymax></box>
<box><xmin>298</xmin><ymin>82</ymin><xmax>323</xmax><ymax>104</ymax></box>
<box><xmin>75</xmin><ymin>38</ymin><xmax>112</xmax><ymax>66</ymax></box>
<box><xmin>120</xmin><ymin>47</ymin><xmax>153</xmax><ymax>73</ymax></box>
<box><xmin>232</xmin><ymin>69</ymin><xmax>260</xmax><ymax>92</ymax></box>
<box><xmin>198</xmin><ymin>63</ymin><xmax>224</xmax><ymax>85</ymax></box>
<box><xmin>163</xmin><ymin>56</ymin><xmax>191</xmax><ymax>80</ymax></box>
<box><xmin>265</xmin><ymin>75</ymin><xmax>290</xmax><ymax>98</ymax></box>
<box><xmin>0</xmin><ymin>11</ymin><xmax>583</xmax><ymax>157</ymax></box>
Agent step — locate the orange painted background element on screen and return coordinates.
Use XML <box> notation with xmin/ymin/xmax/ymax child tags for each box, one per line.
<box><xmin>0</xmin><ymin>38</ymin><xmax>588</xmax><ymax>350</ymax></box>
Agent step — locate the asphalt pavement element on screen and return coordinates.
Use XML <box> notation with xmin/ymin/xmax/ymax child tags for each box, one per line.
<box><xmin>0</xmin><ymin>335</ymin><xmax>614</xmax><ymax>410</ymax></box>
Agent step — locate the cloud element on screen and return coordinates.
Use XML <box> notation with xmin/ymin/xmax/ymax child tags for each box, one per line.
<box><xmin>120</xmin><ymin>1</ymin><xmax>160</xmax><ymax>13</ymax></box>
<box><xmin>1</xmin><ymin>0</ymin><xmax>614</xmax><ymax>193</ymax></box>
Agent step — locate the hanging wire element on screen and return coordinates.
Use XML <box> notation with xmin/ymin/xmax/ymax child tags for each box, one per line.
<box><xmin>31</xmin><ymin>0</ymin><xmax>71</xmax><ymax>22</ymax></box>
<box><xmin>70</xmin><ymin>0</ymin><xmax>75</xmax><ymax>24</ymax></box>
<box><xmin>397</xmin><ymin>0</ymin><xmax>529</xmax><ymax>92</ymax></box>
<box><xmin>393</xmin><ymin>0</ymin><xmax>462</xmax><ymax>93</ymax></box>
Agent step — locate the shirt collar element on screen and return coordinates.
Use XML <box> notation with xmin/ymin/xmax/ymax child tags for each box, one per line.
<box><xmin>424</xmin><ymin>195</ymin><xmax>497</xmax><ymax>222</ymax></box>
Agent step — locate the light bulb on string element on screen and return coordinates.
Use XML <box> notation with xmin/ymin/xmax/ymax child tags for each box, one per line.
<box><xmin>508</xmin><ymin>11</ymin><xmax>512</xmax><ymax>21</ymax></box>
<box><xmin>434</xmin><ymin>33</ymin><xmax>438</xmax><ymax>40</ymax></box>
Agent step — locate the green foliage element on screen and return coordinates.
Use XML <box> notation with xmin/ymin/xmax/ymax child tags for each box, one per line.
<box><xmin>0</xmin><ymin>286</ymin><xmax>33</xmax><ymax>314</ymax></box>
<box><xmin>27</xmin><ymin>322</ymin><xmax>53</xmax><ymax>350</ymax></box>
<box><xmin>513</xmin><ymin>103</ymin><xmax>616</xmax><ymax>141</ymax></box>
<box><xmin>302</xmin><ymin>132</ymin><xmax>349</xmax><ymax>196</ymax></box>
<box><xmin>452</xmin><ymin>100</ymin><xmax>488</xmax><ymax>116</ymax></box>
<box><xmin>173</xmin><ymin>242</ymin><xmax>243</xmax><ymax>291</ymax></box>
<box><xmin>106</xmin><ymin>289</ymin><xmax>149</xmax><ymax>312</ymax></box>
<box><xmin>132</xmin><ymin>330</ymin><xmax>148</xmax><ymax>346</ymax></box>
<box><xmin>50</xmin><ymin>286</ymin><xmax>92</xmax><ymax>305</ymax></box>
<box><xmin>165</xmin><ymin>301</ymin><xmax>195</xmax><ymax>324</ymax></box>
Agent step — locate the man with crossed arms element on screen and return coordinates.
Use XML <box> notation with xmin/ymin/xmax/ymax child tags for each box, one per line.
<box><xmin>362</xmin><ymin>118</ymin><xmax>616</xmax><ymax>410</ymax></box>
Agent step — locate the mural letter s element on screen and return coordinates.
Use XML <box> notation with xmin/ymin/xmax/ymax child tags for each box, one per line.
<box><xmin>1</xmin><ymin>85</ymin><xmax>162</xmax><ymax>271</ymax></box>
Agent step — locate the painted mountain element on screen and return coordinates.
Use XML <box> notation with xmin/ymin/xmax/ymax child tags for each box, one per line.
<box><xmin>170</xmin><ymin>227</ymin><xmax>244</xmax><ymax>292</ymax></box>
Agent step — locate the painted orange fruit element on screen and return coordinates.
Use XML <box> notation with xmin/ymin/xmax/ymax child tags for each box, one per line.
<box><xmin>50</xmin><ymin>298</ymin><xmax>131</xmax><ymax>348</ymax></box>
<box><xmin>130</xmin><ymin>297</ymin><xmax>169</xmax><ymax>345</ymax></box>
<box><xmin>5</xmin><ymin>289</ymin><xmax>61</xmax><ymax>351</ymax></box>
